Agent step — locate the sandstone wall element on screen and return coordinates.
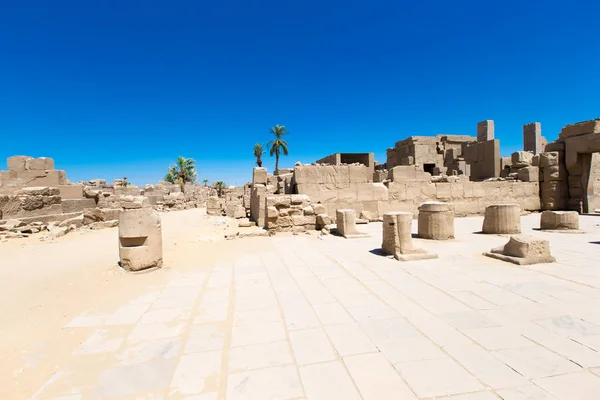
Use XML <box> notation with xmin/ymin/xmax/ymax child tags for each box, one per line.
<box><xmin>292</xmin><ymin>164</ymin><xmax>540</xmax><ymax>218</ymax></box>
<box><xmin>385</xmin><ymin>180</ymin><xmax>540</xmax><ymax>217</ymax></box>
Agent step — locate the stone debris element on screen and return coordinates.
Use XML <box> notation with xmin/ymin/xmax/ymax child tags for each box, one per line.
<box><xmin>485</xmin><ymin>235</ymin><xmax>556</xmax><ymax>265</ymax></box>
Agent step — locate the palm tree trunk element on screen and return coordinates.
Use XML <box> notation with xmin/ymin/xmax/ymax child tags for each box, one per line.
<box><xmin>275</xmin><ymin>149</ymin><xmax>280</xmax><ymax>172</ymax></box>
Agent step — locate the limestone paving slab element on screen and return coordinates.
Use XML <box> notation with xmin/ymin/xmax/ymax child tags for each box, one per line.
<box><xmin>25</xmin><ymin>213</ymin><xmax>600</xmax><ymax>400</ymax></box>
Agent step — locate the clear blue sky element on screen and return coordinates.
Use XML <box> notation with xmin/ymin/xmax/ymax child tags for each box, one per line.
<box><xmin>1</xmin><ymin>1</ymin><xmax>599</xmax><ymax>186</ymax></box>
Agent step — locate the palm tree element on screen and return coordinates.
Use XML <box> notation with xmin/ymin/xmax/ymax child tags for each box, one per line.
<box><xmin>253</xmin><ymin>143</ymin><xmax>265</xmax><ymax>167</ymax></box>
<box><xmin>215</xmin><ymin>181</ymin><xmax>225</xmax><ymax>197</ymax></box>
<box><xmin>267</xmin><ymin>124</ymin><xmax>289</xmax><ymax>172</ymax></box>
<box><xmin>203</xmin><ymin>179</ymin><xmax>208</xmax><ymax>186</ymax></box>
<box><xmin>164</xmin><ymin>156</ymin><xmax>197</xmax><ymax>192</ymax></box>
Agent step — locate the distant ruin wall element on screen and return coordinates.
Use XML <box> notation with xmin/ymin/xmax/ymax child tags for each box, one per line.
<box><xmin>293</xmin><ymin>164</ymin><xmax>540</xmax><ymax>218</ymax></box>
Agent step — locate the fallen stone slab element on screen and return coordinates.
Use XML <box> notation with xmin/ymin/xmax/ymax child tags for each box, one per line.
<box><xmin>484</xmin><ymin>235</ymin><xmax>555</xmax><ymax>265</ymax></box>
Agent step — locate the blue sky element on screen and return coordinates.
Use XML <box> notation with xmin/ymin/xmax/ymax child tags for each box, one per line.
<box><xmin>1</xmin><ymin>1</ymin><xmax>599</xmax><ymax>186</ymax></box>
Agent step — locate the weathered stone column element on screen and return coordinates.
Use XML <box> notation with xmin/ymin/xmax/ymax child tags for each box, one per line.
<box><xmin>336</xmin><ymin>209</ymin><xmax>368</xmax><ymax>238</ymax></box>
<box><xmin>482</xmin><ymin>204</ymin><xmax>521</xmax><ymax>234</ymax></box>
<box><xmin>418</xmin><ymin>202</ymin><xmax>455</xmax><ymax>240</ymax></box>
<box><xmin>382</xmin><ymin>212</ymin><xmax>437</xmax><ymax>261</ymax></box>
<box><xmin>118</xmin><ymin>207</ymin><xmax>163</xmax><ymax>271</ymax></box>
<box><xmin>540</xmin><ymin>210</ymin><xmax>579</xmax><ymax>230</ymax></box>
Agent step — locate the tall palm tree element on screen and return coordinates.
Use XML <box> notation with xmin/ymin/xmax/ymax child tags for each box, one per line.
<box><xmin>215</xmin><ymin>181</ymin><xmax>225</xmax><ymax>197</ymax></box>
<box><xmin>253</xmin><ymin>143</ymin><xmax>265</xmax><ymax>167</ymax></box>
<box><xmin>267</xmin><ymin>125</ymin><xmax>289</xmax><ymax>171</ymax></box>
<box><xmin>164</xmin><ymin>156</ymin><xmax>197</xmax><ymax>193</ymax></box>
<box><xmin>203</xmin><ymin>179</ymin><xmax>208</xmax><ymax>186</ymax></box>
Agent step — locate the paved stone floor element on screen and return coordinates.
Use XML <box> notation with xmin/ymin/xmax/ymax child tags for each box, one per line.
<box><xmin>32</xmin><ymin>214</ymin><xmax>600</xmax><ymax>399</ymax></box>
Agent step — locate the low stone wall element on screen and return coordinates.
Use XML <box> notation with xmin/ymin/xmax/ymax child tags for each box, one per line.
<box><xmin>0</xmin><ymin>187</ymin><xmax>63</xmax><ymax>219</ymax></box>
<box><xmin>264</xmin><ymin>194</ymin><xmax>318</xmax><ymax>232</ymax></box>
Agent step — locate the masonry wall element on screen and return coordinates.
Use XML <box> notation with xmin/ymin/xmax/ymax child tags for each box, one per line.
<box><xmin>293</xmin><ymin>164</ymin><xmax>540</xmax><ymax>218</ymax></box>
<box><xmin>385</xmin><ymin>180</ymin><xmax>540</xmax><ymax>217</ymax></box>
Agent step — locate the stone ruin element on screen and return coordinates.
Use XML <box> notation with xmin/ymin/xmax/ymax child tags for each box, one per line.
<box><xmin>242</xmin><ymin>118</ymin><xmax>598</xmax><ymax>248</ymax></box>
<box><xmin>0</xmin><ymin>156</ymin><xmax>211</xmax><ymax>240</ymax></box>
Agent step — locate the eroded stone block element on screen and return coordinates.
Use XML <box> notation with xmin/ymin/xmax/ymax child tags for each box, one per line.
<box><xmin>485</xmin><ymin>235</ymin><xmax>555</xmax><ymax>265</ymax></box>
<box><xmin>540</xmin><ymin>210</ymin><xmax>579</xmax><ymax>230</ymax></box>
<box><xmin>118</xmin><ymin>208</ymin><xmax>163</xmax><ymax>271</ymax></box>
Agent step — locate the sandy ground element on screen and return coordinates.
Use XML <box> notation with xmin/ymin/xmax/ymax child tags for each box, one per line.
<box><xmin>0</xmin><ymin>209</ymin><xmax>268</xmax><ymax>399</ymax></box>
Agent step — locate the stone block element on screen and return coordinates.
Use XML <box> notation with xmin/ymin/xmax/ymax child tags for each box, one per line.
<box><xmin>290</xmin><ymin>194</ymin><xmax>309</xmax><ymax>205</ymax></box>
<box><xmin>435</xmin><ymin>183</ymin><xmax>452</xmax><ymax>199</ymax></box>
<box><xmin>15</xmin><ymin>186</ymin><xmax>60</xmax><ymax>196</ymax></box>
<box><xmin>61</xmin><ymin>198</ymin><xmax>97</xmax><ymax>213</ymax></box>
<box><xmin>316</xmin><ymin>213</ymin><xmax>332</xmax><ymax>229</ymax></box>
<box><xmin>348</xmin><ymin>165</ymin><xmax>368</xmax><ymax>183</ymax></box>
<box><xmin>312</xmin><ymin>203</ymin><xmax>326</xmax><ymax>215</ymax></box>
<box><xmin>462</xmin><ymin>144</ymin><xmax>478</xmax><ymax>162</ymax></box>
<box><xmin>560</xmin><ymin>119</ymin><xmax>600</xmax><ymax>139</ymax></box>
<box><xmin>540</xmin><ymin>210</ymin><xmax>579</xmax><ymax>230</ymax></box>
<box><xmin>485</xmin><ymin>235</ymin><xmax>555</xmax><ymax>265</ymax></box>
<box><xmin>417</xmin><ymin>202</ymin><xmax>454</xmax><ymax>240</ymax></box>
<box><xmin>27</xmin><ymin>157</ymin><xmax>55</xmax><ymax>171</ymax></box>
<box><xmin>477</xmin><ymin>120</ymin><xmax>494</xmax><ymax>142</ymax></box>
<box><xmin>59</xmin><ymin>184</ymin><xmax>84</xmax><ymax>199</ymax></box>
<box><xmin>543</xmin><ymin>165</ymin><xmax>566</xmax><ymax>182</ymax></box>
<box><xmin>336</xmin><ymin>209</ymin><xmax>369</xmax><ymax>238</ymax></box>
<box><xmin>544</xmin><ymin>142</ymin><xmax>565</xmax><ymax>152</ymax></box>
<box><xmin>382</xmin><ymin>211</ymin><xmax>437</xmax><ymax>261</ymax></box>
<box><xmin>337</xmin><ymin>187</ymin><xmax>358</xmax><ymax>203</ymax></box>
<box><xmin>518</xmin><ymin>166</ymin><xmax>539</xmax><ymax>182</ymax></box>
<box><xmin>373</xmin><ymin>183</ymin><xmax>389</xmax><ymax>201</ymax></box>
<box><xmin>252</xmin><ymin>168</ymin><xmax>268</xmax><ymax>185</ymax></box>
<box><xmin>292</xmin><ymin>215</ymin><xmax>316</xmax><ymax>226</ymax></box>
<box><xmin>266</xmin><ymin>195</ymin><xmax>291</xmax><ymax>208</ymax></box>
<box><xmin>7</xmin><ymin>156</ymin><xmax>32</xmax><ymax>171</ymax></box>
<box><xmin>118</xmin><ymin>208</ymin><xmax>163</xmax><ymax>271</ymax></box>
<box><xmin>523</xmin><ymin>122</ymin><xmax>544</xmax><ymax>154</ymax></box>
<box><xmin>539</xmin><ymin>151</ymin><xmax>561</xmax><ymax>169</ymax></box>
<box><xmin>357</xmin><ymin>183</ymin><xmax>374</xmax><ymax>201</ymax></box>
<box><xmin>511</xmin><ymin>151</ymin><xmax>534</xmax><ymax>168</ymax></box>
<box><xmin>482</xmin><ymin>204</ymin><xmax>521</xmax><ymax>234</ymax></box>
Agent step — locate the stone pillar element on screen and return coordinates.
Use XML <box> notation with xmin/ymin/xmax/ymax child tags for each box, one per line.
<box><xmin>418</xmin><ymin>202</ymin><xmax>455</xmax><ymax>240</ymax></box>
<box><xmin>482</xmin><ymin>204</ymin><xmax>521</xmax><ymax>234</ymax></box>
<box><xmin>540</xmin><ymin>210</ymin><xmax>579</xmax><ymax>230</ymax></box>
<box><xmin>118</xmin><ymin>208</ymin><xmax>163</xmax><ymax>271</ymax></box>
<box><xmin>523</xmin><ymin>122</ymin><xmax>544</xmax><ymax>155</ymax></box>
<box><xmin>382</xmin><ymin>212</ymin><xmax>437</xmax><ymax>261</ymax></box>
<box><xmin>336</xmin><ymin>209</ymin><xmax>368</xmax><ymax>238</ymax></box>
<box><xmin>252</xmin><ymin>167</ymin><xmax>268</xmax><ymax>185</ymax></box>
<box><xmin>477</xmin><ymin>120</ymin><xmax>494</xmax><ymax>142</ymax></box>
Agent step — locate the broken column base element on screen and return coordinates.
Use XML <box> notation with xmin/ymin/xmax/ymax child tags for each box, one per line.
<box><xmin>484</xmin><ymin>235</ymin><xmax>555</xmax><ymax>265</ymax></box>
<box><xmin>336</xmin><ymin>209</ymin><xmax>370</xmax><ymax>238</ymax></box>
<box><xmin>393</xmin><ymin>250</ymin><xmax>438</xmax><ymax>262</ymax></box>
<box><xmin>382</xmin><ymin>212</ymin><xmax>437</xmax><ymax>262</ymax></box>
